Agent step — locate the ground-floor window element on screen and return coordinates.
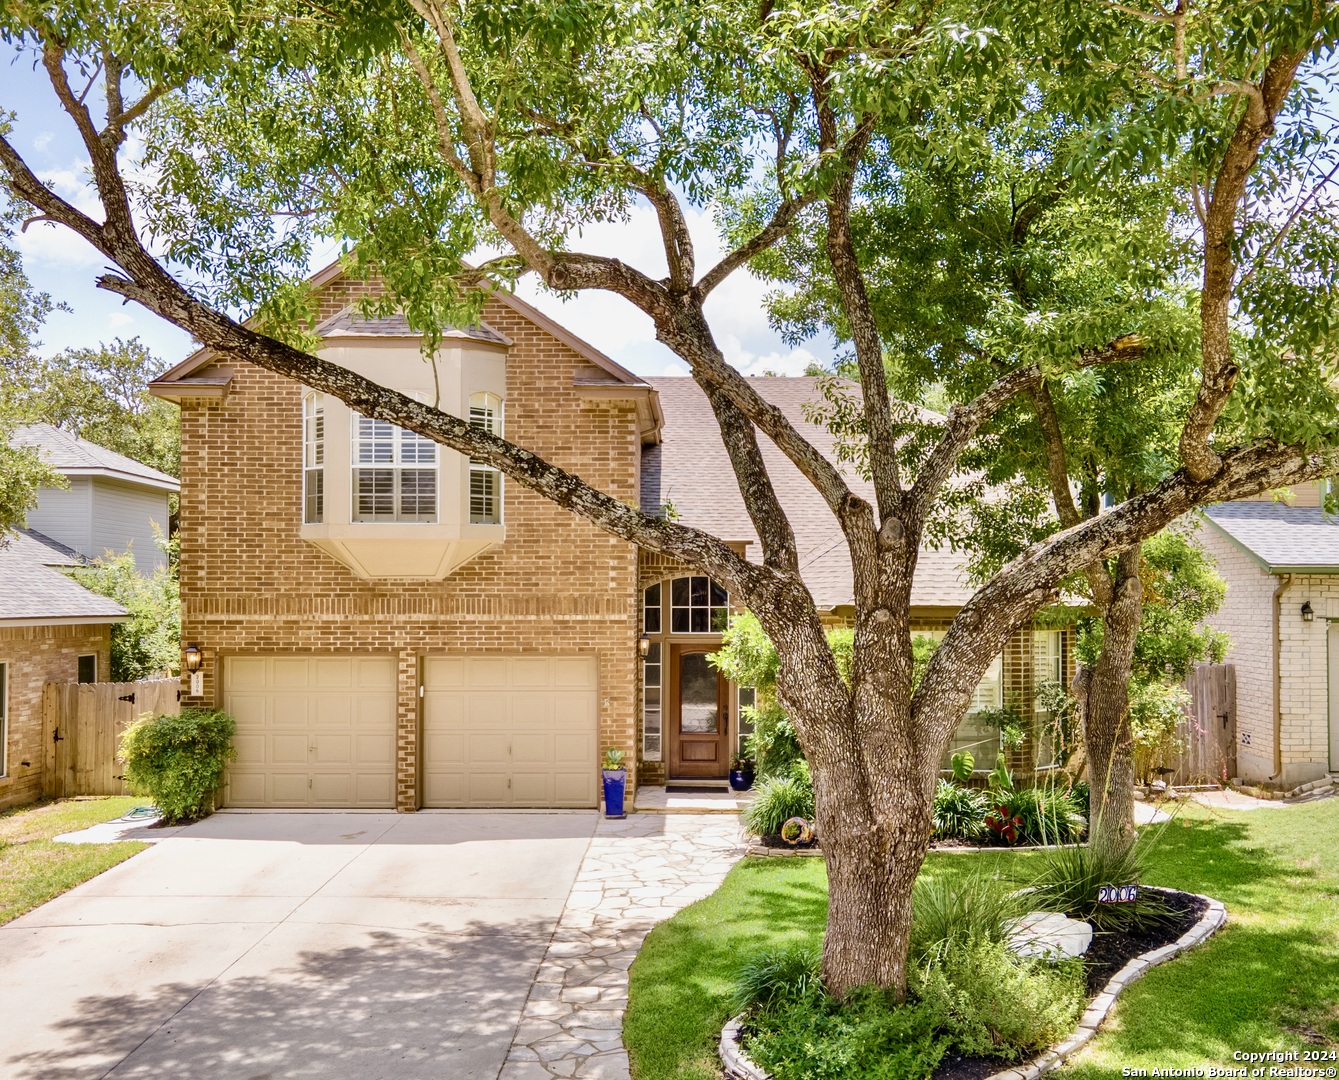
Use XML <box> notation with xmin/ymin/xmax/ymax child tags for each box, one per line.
<box><xmin>737</xmin><ymin>685</ymin><xmax>756</xmax><ymax>758</ymax></box>
<box><xmin>77</xmin><ymin>654</ymin><xmax>97</xmax><ymax>683</ymax></box>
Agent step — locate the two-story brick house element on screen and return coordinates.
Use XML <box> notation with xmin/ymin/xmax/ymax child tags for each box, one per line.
<box><xmin>150</xmin><ymin>262</ymin><xmax>1073</xmax><ymax>811</ymax></box>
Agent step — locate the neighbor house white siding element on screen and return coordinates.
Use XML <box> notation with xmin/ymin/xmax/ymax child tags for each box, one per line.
<box><xmin>90</xmin><ymin>479</ymin><xmax>171</xmax><ymax>570</ymax></box>
<box><xmin>22</xmin><ymin>478</ymin><xmax>92</xmax><ymax>557</ymax></box>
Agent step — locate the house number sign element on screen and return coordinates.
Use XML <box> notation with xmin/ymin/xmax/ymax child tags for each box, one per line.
<box><xmin>1097</xmin><ymin>884</ymin><xmax>1139</xmax><ymax>903</ymax></box>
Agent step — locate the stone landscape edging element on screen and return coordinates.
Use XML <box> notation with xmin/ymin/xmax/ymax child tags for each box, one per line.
<box><xmin>719</xmin><ymin>887</ymin><xmax>1228</xmax><ymax>1080</ymax></box>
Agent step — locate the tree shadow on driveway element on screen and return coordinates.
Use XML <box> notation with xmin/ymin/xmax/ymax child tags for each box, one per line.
<box><xmin>10</xmin><ymin>918</ymin><xmax>557</xmax><ymax>1080</ymax></box>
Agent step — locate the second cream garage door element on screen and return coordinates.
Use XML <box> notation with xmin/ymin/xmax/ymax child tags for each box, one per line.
<box><xmin>422</xmin><ymin>655</ymin><xmax>599</xmax><ymax>807</ymax></box>
<box><xmin>223</xmin><ymin>655</ymin><xmax>397</xmax><ymax>807</ymax></box>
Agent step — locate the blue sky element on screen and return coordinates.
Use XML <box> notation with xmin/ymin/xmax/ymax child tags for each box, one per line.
<box><xmin>0</xmin><ymin>54</ymin><xmax>833</xmax><ymax>378</ymax></box>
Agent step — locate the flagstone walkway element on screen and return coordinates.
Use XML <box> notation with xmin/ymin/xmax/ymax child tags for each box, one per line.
<box><xmin>499</xmin><ymin>813</ymin><xmax>747</xmax><ymax>1080</ymax></box>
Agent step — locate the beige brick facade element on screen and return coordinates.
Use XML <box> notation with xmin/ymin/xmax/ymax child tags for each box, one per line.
<box><xmin>0</xmin><ymin>624</ymin><xmax>111</xmax><ymax>809</ymax></box>
<box><xmin>178</xmin><ymin>287</ymin><xmax>643</xmax><ymax>809</ymax></box>
<box><xmin>1199</xmin><ymin>515</ymin><xmax>1334</xmax><ymax>786</ymax></box>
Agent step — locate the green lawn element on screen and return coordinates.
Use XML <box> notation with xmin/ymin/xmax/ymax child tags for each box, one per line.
<box><xmin>625</xmin><ymin>799</ymin><xmax>1339</xmax><ymax>1080</ymax></box>
<box><xmin>0</xmin><ymin>796</ymin><xmax>149</xmax><ymax>924</ymax></box>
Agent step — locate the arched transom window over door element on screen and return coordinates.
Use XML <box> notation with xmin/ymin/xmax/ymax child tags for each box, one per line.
<box><xmin>669</xmin><ymin>576</ymin><xmax>729</xmax><ymax>634</ymax></box>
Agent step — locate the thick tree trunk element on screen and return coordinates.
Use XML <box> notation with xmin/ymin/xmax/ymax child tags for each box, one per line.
<box><xmin>1082</xmin><ymin>548</ymin><xmax>1143</xmax><ymax>857</ymax></box>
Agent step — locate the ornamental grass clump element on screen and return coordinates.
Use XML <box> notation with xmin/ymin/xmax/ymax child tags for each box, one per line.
<box><xmin>908</xmin><ymin>872</ymin><xmax>1025</xmax><ymax>964</ymax></box>
<box><xmin>742</xmin><ymin>762</ymin><xmax>815</xmax><ymax>837</ymax></box>
<box><xmin>119</xmin><ymin>708</ymin><xmax>237</xmax><ymax>824</ymax></box>
<box><xmin>1026</xmin><ymin>832</ymin><xmax>1172</xmax><ymax>932</ymax></box>
<box><xmin>932</xmin><ymin>779</ymin><xmax>988</xmax><ymax>840</ymax></box>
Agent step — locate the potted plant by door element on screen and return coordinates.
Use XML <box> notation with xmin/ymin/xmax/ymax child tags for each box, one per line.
<box><xmin>729</xmin><ymin>753</ymin><xmax>755</xmax><ymax>792</ymax></box>
<box><xmin>602</xmin><ymin>748</ymin><xmax>628</xmax><ymax>819</ymax></box>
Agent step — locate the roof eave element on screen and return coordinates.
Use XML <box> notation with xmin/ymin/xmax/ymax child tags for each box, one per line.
<box><xmin>0</xmin><ymin>614</ymin><xmax>130</xmax><ymax>627</ymax></box>
<box><xmin>57</xmin><ymin>467</ymin><xmax>180</xmax><ymax>493</ymax></box>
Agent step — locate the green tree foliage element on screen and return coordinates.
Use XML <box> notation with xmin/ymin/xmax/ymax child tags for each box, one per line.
<box><xmin>713</xmin><ymin>612</ymin><xmax>939</xmax><ymax>777</ymax></box>
<box><xmin>9</xmin><ymin>338</ymin><xmax>180</xmax><ymax>477</ymax></box>
<box><xmin>0</xmin><ymin>230</ymin><xmax>63</xmax><ymax>534</ymax></box>
<box><xmin>69</xmin><ymin>531</ymin><xmax>180</xmax><ymax>680</ymax></box>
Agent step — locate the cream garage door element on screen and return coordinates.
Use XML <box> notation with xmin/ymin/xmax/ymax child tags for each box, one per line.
<box><xmin>223</xmin><ymin>655</ymin><xmax>397</xmax><ymax>808</ymax></box>
<box><xmin>423</xmin><ymin>655</ymin><xmax>598</xmax><ymax>808</ymax></box>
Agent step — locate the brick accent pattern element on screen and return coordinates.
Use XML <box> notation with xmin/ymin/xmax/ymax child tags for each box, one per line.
<box><xmin>179</xmin><ymin>287</ymin><xmax>642</xmax><ymax>809</ymax></box>
<box><xmin>0</xmin><ymin>624</ymin><xmax>111</xmax><ymax>809</ymax></box>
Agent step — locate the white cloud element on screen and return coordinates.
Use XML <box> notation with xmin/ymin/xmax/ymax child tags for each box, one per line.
<box><xmin>108</xmin><ymin>311</ymin><xmax>134</xmax><ymax>329</ymax></box>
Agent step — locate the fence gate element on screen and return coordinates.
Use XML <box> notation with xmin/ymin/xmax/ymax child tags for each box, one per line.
<box><xmin>1174</xmin><ymin>663</ymin><xmax>1237</xmax><ymax>786</ymax></box>
<box><xmin>41</xmin><ymin>679</ymin><xmax>181</xmax><ymax>798</ymax></box>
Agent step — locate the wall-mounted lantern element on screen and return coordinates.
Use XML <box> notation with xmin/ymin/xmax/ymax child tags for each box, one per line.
<box><xmin>184</xmin><ymin>644</ymin><xmax>205</xmax><ymax>696</ymax></box>
<box><xmin>1301</xmin><ymin>601</ymin><xmax>1315</xmax><ymax>623</ymax></box>
<box><xmin>638</xmin><ymin>633</ymin><xmax>651</xmax><ymax>659</ymax></box>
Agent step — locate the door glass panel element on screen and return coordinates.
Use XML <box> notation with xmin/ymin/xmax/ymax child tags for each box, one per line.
<box><xmin>679</xmin><ymin>652</ymin><xmax>719</xmax><ymax>733</ymax></box>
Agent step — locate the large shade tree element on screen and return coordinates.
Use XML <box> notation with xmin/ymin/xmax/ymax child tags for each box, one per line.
<box><xmin>2</xmin><ymin>0</ymin><xmax>1338</xmax><ymax>997</ymax></box>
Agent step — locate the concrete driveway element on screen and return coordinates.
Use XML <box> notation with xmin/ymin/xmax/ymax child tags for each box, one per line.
<box><xmin>0</xmin><ymin>811</ymin><xmax>599</xmax><ymax>1080</ymax></box>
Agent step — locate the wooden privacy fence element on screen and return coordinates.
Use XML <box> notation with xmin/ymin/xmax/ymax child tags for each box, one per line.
<box><xmin>1170</xmin><ymin>663</ymin><xmax>1237</xmax><ymax>786</ymax></box>
<box><xmin>41</xmin><ymin>679</ymin><xmax>180</xmax><ymax>798</ymax></box>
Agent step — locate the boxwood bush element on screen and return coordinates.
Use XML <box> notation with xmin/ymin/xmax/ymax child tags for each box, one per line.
<box><xmin>119</xmin><ymin>708</ymin><xmax>237</xmax><ymax>824</ymax></box>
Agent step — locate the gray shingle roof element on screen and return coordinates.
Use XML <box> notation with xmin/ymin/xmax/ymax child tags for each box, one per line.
<box><xmin>12</xmin><ymin>424</ymin><xmax>179</xmax><ymax>490</ymax></box>
<box><xmin>314</xmin><ymin>307</ymin><xmax>512</xmax><ymax>346</ymax></box>
<box><xmin>641</xmin><ymin>377</ymin><xmax>975</xmax><ymax>610</ymax></box>
<box><xmin>0</xmin><ymin>529</ymin><xmax>127</xmax><ymax>623</ymax></box>
<box><xmin>1204</xmin><ymin>501</ymin><xmax>1339</xmax><ymax>570</ymax></box>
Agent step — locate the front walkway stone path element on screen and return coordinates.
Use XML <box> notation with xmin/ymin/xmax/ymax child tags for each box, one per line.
<box><xmin>500</xmin><ymin>813</ymin><xmax>746</xmax><ymax>1080</ymax></box>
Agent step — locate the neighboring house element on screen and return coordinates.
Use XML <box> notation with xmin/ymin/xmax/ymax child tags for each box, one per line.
<box><xmin>149</xmin><ymin>261</ymin><xmax>1074</xmax><ymax>811</ymax></box>
<box><xmin>0</xmin><ymin>529</ymin><xmax>126</xmax><ymax>809</ymax></box>
<box><xmin>12</xmin><ymin>423</ymin><xmax>178</xmax><ymax>572</ymax></box>
<box><xmin>1199</xmin><ymin>486</ymin><xmax>1339</xmax><ymax>787</ymax></box>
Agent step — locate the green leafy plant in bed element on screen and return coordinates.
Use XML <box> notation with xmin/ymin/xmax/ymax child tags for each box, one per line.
<box><xmin>911</xmin><ymin>934</ymin><xmax>1085</xmax><ymax>1059</ymax></box>
<box><xmin>119</xmin><ymin>707</ymin><xmax>237</xmax><ymax>824</ymax></box>
<box><xmin>932</xmin><ymin>779</ymin><xmax>988</xmax><ymax>840</ymax></box>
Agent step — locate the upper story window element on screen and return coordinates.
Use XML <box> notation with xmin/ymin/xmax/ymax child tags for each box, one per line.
<box><xmin>469</xmin><ymin>392</ymin><xmax>503</xmax><ymax>525</ymax></box>
<box><xmin>670</xmin><ymin>576</ymin><xmax>729</xmax><ymax>634</ymax></box>
<box><xmin>351</xmin><ymin>414</ymin><xmax>438</xmax><ymax>523</ymax></box>
<box><xmin>303</xmin><ymin>392</ymin><xmax>325</xmax><ymax>524</ymax></box>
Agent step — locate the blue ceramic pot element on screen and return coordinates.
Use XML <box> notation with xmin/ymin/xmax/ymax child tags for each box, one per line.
<box><xmin>602</xmin><ymin>768</ymin><xmax>627</xmax><ymax>818</ymax></box>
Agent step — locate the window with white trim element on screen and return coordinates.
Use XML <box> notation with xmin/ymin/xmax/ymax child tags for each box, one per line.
<box><xmin>469</xmin><ymin>392</ymin><xmax>503</xmax><ymax>524</ymax></box>
<box><xmin>738</xmin><ymin>685</ymin><xmax>756</xmax><ymax>758</ymax></box>
<box><xmin>669</xmin><ymin>576</ymin><xmax>729</xmax><ymax>634</ymax></box>
<box><xmin>0</xmin><ymin>662</ymin><xmax>7</xmax><ymax>776</ymax></box>
<box><xmin>642</xmin><ymin>642</ymin><xmax>662</xmax><ymax>761</ymax></box>
<box><xmin>643</xmin><ymin>583</ymin><xmax>662</xmax><ymax>634</ymax></box>
<box><xmin>918</xmin><ymin>629</ymin><xmax>1004</xmax><ymax>771</ymax></box>
<box><xmin>351</xmin><ymin>414</ymin><xmax>438</xmax><ymax>522</ymax></box>
<box><xmin>303</xmin><ymin>392</ymin><xmax>324</xmax><ymax>524</ymax></box>
<box><xmin>1033</xmin><ymin>629</ymin><xmax>1065</xmax><ymax>766</ymax></box>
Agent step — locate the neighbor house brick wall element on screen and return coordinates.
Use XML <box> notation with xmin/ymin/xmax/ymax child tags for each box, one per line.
<box><xmin>0</xmin><ymin>624</ymin><xmax>111</xmax><ymax>809</ymax></box>
<box><xmin>1276</xmin><ymin>574</ymin><xmax>1338</xmax><ymax>785</ymax></box>
<box><xmin>178</xmin><ymin>291</ymin><xmax>642</xmax><ymax>809</ymax></box>
<box><xmin>1197</xmin><ymin>519</ymin><xmax>1283</xmax><ymax>782</ymax></box>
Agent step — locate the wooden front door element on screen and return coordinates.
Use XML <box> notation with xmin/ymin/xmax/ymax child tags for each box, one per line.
<box><xmin>669</xmin><ymin>645</ymin><xmax>728</xmax><ymax>779</ymax></box>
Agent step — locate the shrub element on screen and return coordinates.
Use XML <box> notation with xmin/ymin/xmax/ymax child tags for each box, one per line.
<box><xmin>731</xmin><ymin>943</ymin><xmax>822</xmax><ymax>1013</ymax></box>
<box><xmin>119</xmin><ymin>708</ymin><xmax>236</xmax><ymax>824</ymax></box>
<box><xmin>1130</xmin><ymin>679</ymin><xmax>1190</xmax><ymax>784</ymax></box>
<box><xmin>932</xmin><ymin>780</ymin><xmax>987</xmax><ymax>840</ymax></box>
<box><xmin>744</xmin><ymin>989</ymin><xmax>949</xmax><ymax>1080</ymax></box>
<box><xmin>911</xmin><ymin>934</ymin><xmax>1085</xmax><ymax>1059</ymax></box>
<box><xmin>743</xmin><ymin>762</ymin><xmax>815</xmax><ymax>836</ymax></box>
<box><xmin>990</xmin><ymin>785</ymin><xmax>1087</xmax><ymax>845</ymax></box>
<box><xmin>908</xmin><ymin>872</ymin><xmax>1024</xmax><ymax>964</ymax></box>
<box><xmin>1026</xmin><ymin>834</ymin><xmax>1172</xmax><ymax>932</ymax></box>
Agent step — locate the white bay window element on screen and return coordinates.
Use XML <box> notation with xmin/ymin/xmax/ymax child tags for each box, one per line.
<box><xmin>351</xmin><ymin>415</ymin><xmax>438</xmax><ymax>523</ymax></box>
<box><xmin>468</xmin><ymin>392</ymin><xmax>503</xmax><ymax>525</ymax></box>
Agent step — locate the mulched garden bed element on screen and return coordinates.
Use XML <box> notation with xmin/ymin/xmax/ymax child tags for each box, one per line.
<box><xmin>931</xmin><ymin>889</ymin><xmax>1210</xmax><ymax>1080</ymax></box>
<box><xmin>754</xmin><ymin>833</ymin><xmax>820</xmax><ymax>850</ymax></box>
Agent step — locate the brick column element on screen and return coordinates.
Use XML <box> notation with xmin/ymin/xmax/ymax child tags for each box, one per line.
<box><xmin>396</xmin><ymin>649</ymin><xmax>420</xmax><ymax>811</ymax></box>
